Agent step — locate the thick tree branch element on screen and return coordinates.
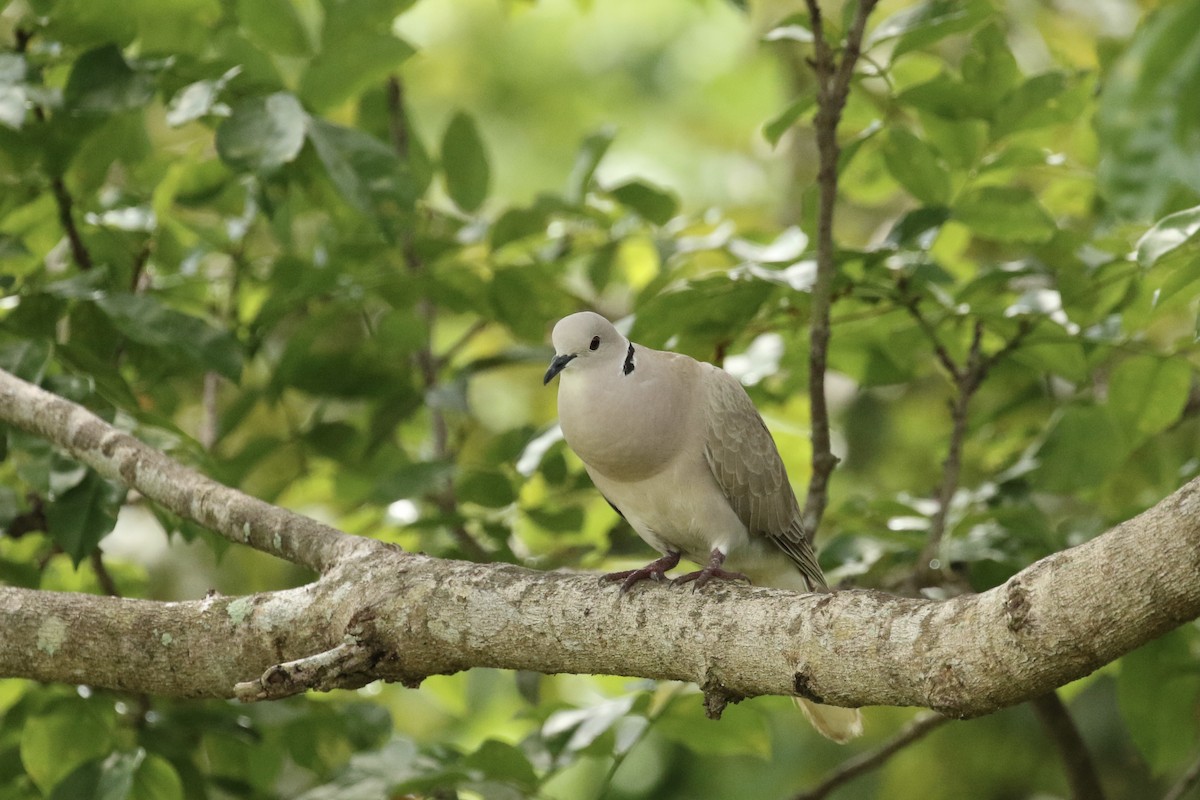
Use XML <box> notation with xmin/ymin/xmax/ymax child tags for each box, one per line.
<box><xmin>1</xmin><ymin>367</ymin><xmax>1199</xmax><ymax>717</ymax></box>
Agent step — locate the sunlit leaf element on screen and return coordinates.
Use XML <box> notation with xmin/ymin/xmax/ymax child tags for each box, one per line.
<box><xmin>1135</xmin><ymin>204</ymin><xmax>1200</xmax><ymax>267</ymax></box>
<box><xmin>869</xmin><ymin>0</ymin><xmax>990</xmax><ymax>58</ymax></box>
<box><xmin>216</xmin><ymin>92</ymin><xmax>308</xmax><ymax>172</ymax></box>
<box><xmin>762</xmin><ymin>12</ymin><xmax>813</xmax><ymax>43</ymax></box>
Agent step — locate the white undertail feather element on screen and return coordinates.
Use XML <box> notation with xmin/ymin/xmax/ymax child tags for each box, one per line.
<box><xmin>795</xmin><ymin>698</ymin><xmax>864</xmax><ymax>744</ymax></box>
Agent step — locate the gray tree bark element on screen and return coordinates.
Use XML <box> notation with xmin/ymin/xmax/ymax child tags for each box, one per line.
<box><xmin>1</xmin><ymin>367</ymin><xmax>1198</xmax><ymax>716</ymax></box>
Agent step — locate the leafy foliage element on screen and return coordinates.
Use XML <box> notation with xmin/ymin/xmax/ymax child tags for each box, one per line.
<box><xmin>1</xmin><ymin>0</ymin><xmax>1199</xmax><ymax>798</ymax></box>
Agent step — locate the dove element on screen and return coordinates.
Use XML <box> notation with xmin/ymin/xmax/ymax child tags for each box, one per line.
<box><xmin>543</xmin><ymin>310</ymin><xmax>863</xmax><ymax>742</ymax></box>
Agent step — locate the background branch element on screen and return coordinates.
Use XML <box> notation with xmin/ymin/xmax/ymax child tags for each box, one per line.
<box><xmin>793</xmin><ymin>712</ymin><xmax>950</xmax><ymax>800</ymax></box>
<box><xmin>800</xmin><ymin>0</ymin><xmax>880</xmax><ymax>537</ymax></box>
<box><xmin>1032</xmin><ymin>692</ymin><xmax>1106</xmax><ymax>800</ymax></box>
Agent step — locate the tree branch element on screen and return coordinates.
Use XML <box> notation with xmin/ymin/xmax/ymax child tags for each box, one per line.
<box><xmin>800</xmin><ymin>0</ymin><xmax>880</xmax><ymax>537</ymax></box>
<box><xmin>1</xmin><ymin>366</ymin><xmax>1199</xmax><ymax>717</ymax></box>
<box><xmin>1031</xmin><ymin>692</ymin><xmax>1105</xmax><ymax>800</ymax></box>
<box><xmin>793</xmin><ymin>712</ymin><xmax>950</xmax><ymax>800</ymax></box>
<box><xmin>0</xmin><ymin>369</ymin><xmax>356</xmax><ymax>573</ymax></box>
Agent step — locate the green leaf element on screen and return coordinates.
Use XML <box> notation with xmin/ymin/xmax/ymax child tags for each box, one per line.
<box><xmin>961</xmin><ymin>24</ymin><xmax>1021</xmax><ymax>102</ymax></box>
<box><xmin>1135</xmin><ymin>204</ymin><xmax>1200</xmax><ymax>267</ymax></box>
<box><xmin>897</xmin><ymin>75</ymin><xmax>982</xmax><ymax>121</ymax></box>
<box><xmin>1119</xmin><ymin>628</ymin><xmax>1200</xmax><ymax>775</ymax></box>
<box><xmin>1033</xmin><ymin>405</ymin><xmax>1130</xmax><ymax>492</ymax></box>
<box><xmin>307</xmin><ymin>119</ymin><xmax>417</xmax><ymax>218</ymax></box>
<box><xmin>491</xmin><ymin>207</ymin><xmax>548</xmax><ymax>250</ymax></box>
<box><xmin>39</xmin><ymin>0</ymin><xmax>136</xmax><ymax>49</ymax></box>
<box><xmin>21</xmin><ymin>699</ymin><xmax>115</xmax><ymax>793</ymax></box>
<box><xmin>129</xmin><ymin>753</ymin><xmax>183</xmax><ymax>800</ymax></box>
<box><xmin>165</xmin><ymin>66</ymin><xmax>240</xmax><ymax>127</ymax></box>
<box><xmin>880</xmin><ymin>128</ymin><xmax>951</xmax><ymax>206</ymax></box>
<box><xmin>237</xmin><ymin>0</ymin><xmax>315</xmax><ymax>56</ymax></box>
<box><xmin>762</xmin><ymin>94</ymin><xmax>815</xmax><ymax>146</ymax></box>
<box><xmin>94</xmin><ymin>293</ymin><xmax>243</xmax><ymax>380</ymax></box>
<box><xmin>0</xmin><ymin>339</ymin><xmax>51</xmax><ymax>382</ymax></box>
<box><xmin>542</xmin><ymin>696</ymin><xmax>636</xmax><ymax>755</ymax></box>
<box><xmin>608</xmin><ymin>180</ymin><xmax>678</xmax><ymax>225</ymax></box>
<box><xmin>300</xmin><ymin>32</ymin><xmax>415</xmax><ymax>112</ymax></box>
<box><xmin>44</xmin><ymin>470</ymin><xmax>123</xmax><ymax>564</ymax></box>
<box><xmin>869</xmin><ymin>0</ymin><xmax>990</xmax><ymax>59</ymax></box>
<box><xmin>441</xmin><ymin>111</ymin><xmax>490</xmax><ymax>213</ymax></box>
<box><xmin>952</xmin><ymin>186</ymin><xmax>1056</xmax><ymax>243</ymax></box>
<box><xmin>458</xmin><ymin>470</ymin><xmax>516</xmax><ymax>508</ymax></box>
<box><xmin>1108</xmin><ymin>355</ymin><xmax>1191</xmax><ymax>438</ymax></box>
<box><xmin>216</xmin><ymin>92</ymin><xmax>308</xmax><ymax>173</ymax></box>
<box><xmin>993</xmin><ymin>72</ymin><xmax>1079</xmax><ymax>138</ymax></box>
<box><xmin>63</xmin><ymin>45</ymin><xmax>156</xmax><ymax>115</ymax></box>
<box><xmin>566</xmin><ymin>126</ymin><xmax>616</xmax><ymax>205</ymax></box>
<box><xmin>461</xmin><ymin>740</ymin><xmax>537</xmax><ymax>791</ymax></box>
<box><xmin>762</xmin><ymin>13</ymin><xmax>813</xmax><ymax>43</ymax></box>
<box><xmin>1096</xmin><ymin>0</ymin><xmax>1200</xmax><ymax>220</ymax></box>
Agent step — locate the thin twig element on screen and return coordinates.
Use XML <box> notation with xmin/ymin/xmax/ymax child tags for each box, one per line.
<box><xmin>90</xmin><ymin>549</ymin><xmax>121</xmax><ymax>597</ymax></box>
<box><xmin>799</xmin><ymin>0</ymin><xmax>880</xmax><ymax>539</ymax></box>
<box><xmin>1031</xmin><ymin>693</ymin><xmax>1106</xmax><ymax>800</ymax></box>
<box><xmin>793</xmin><ymin>712</ymin><xmax>950</xmax><ymax>800</ymax></box>
<box><xmin>1164</xmin><ymin>750</ymin><xmax>1200</xmax><ymax>800</ymax></box>
<box><xmin>901</xmin><ymin>297</ymin><xmax>1035</xmax><ymax>585</ymax></box>
<box><xmin>900</xmin><ymin>290</ymin><xmax>961</xmax><ymax>380</ymax></box>
<box><xmin>386</xmin><ymin>75</ymin><xmax>486</xmax><ymax>562</ymax></box>
<box><xmin>915</xmin><ymin>321</ymin><xmax>981</xmax><ymax>578</ymax></box>
<box><xmin>17</xmin><ymin>30</ymin><xmax>95</xmax><ymax>273</ymax></box>
<box><xmin>49</xmin><ymin>174</ymin><xmax>94</xmax><ymax>273</ymax></box>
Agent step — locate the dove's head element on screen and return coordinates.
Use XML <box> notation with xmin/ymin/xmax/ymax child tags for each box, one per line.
<box><xmin>544</xmin><ymin>312</ymin><xmax>628</xmax><ymax>385</ymax></box>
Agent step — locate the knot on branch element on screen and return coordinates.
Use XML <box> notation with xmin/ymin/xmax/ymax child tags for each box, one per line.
<box><xmin>701</xmin><ymin>674</ymin><xmax>746</xmax><ymax>720</ymax></box>
<box><xmin>1006</xmin><ymin>579</ymin><xmax>1032</xmax><ymax>633</ymax></box>
<box><xmin>792</xmin><ymin>668</ymin><xmax>826</xmax><ymax>703</ymax></box>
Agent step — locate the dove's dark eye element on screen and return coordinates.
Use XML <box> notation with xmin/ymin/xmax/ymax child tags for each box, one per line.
<box><xmin>589</xmin><ymin>336</ymin><xmax>600</xmax><ymax>351</ymax></box>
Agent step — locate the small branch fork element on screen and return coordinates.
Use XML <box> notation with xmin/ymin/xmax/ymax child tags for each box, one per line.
<box><xmin>234</xmin><ymin>641</ymin><xmax>374</xmax><ymax>702</ymax></box>
<box><xmin>903</xmin><ymin>291</ymin><xmax>1033</xmax><ymax>584</ymax></box>
<box><xmin>800</xmin><ymin>0</ymin><xmax>881</xmax><ymax>537</ymax></box>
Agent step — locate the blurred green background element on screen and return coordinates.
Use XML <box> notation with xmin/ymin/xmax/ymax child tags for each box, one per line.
<box><xmin>1</xmin><ymin>0</ymin><xmax>1199</xmax><ymax>797</ymax></box>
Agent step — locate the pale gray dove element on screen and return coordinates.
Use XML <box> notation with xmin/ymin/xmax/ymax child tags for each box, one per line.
<box><xmin>543</xmin><ymin>311</ymin><xmax>863</xmax><ymax>743</ymax></box>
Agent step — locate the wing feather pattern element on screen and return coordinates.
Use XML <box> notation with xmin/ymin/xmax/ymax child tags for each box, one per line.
<box><xmin>702</xmin><ymin>367</ymin><xmax>826</xmax><ymax>590</ymax></box>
